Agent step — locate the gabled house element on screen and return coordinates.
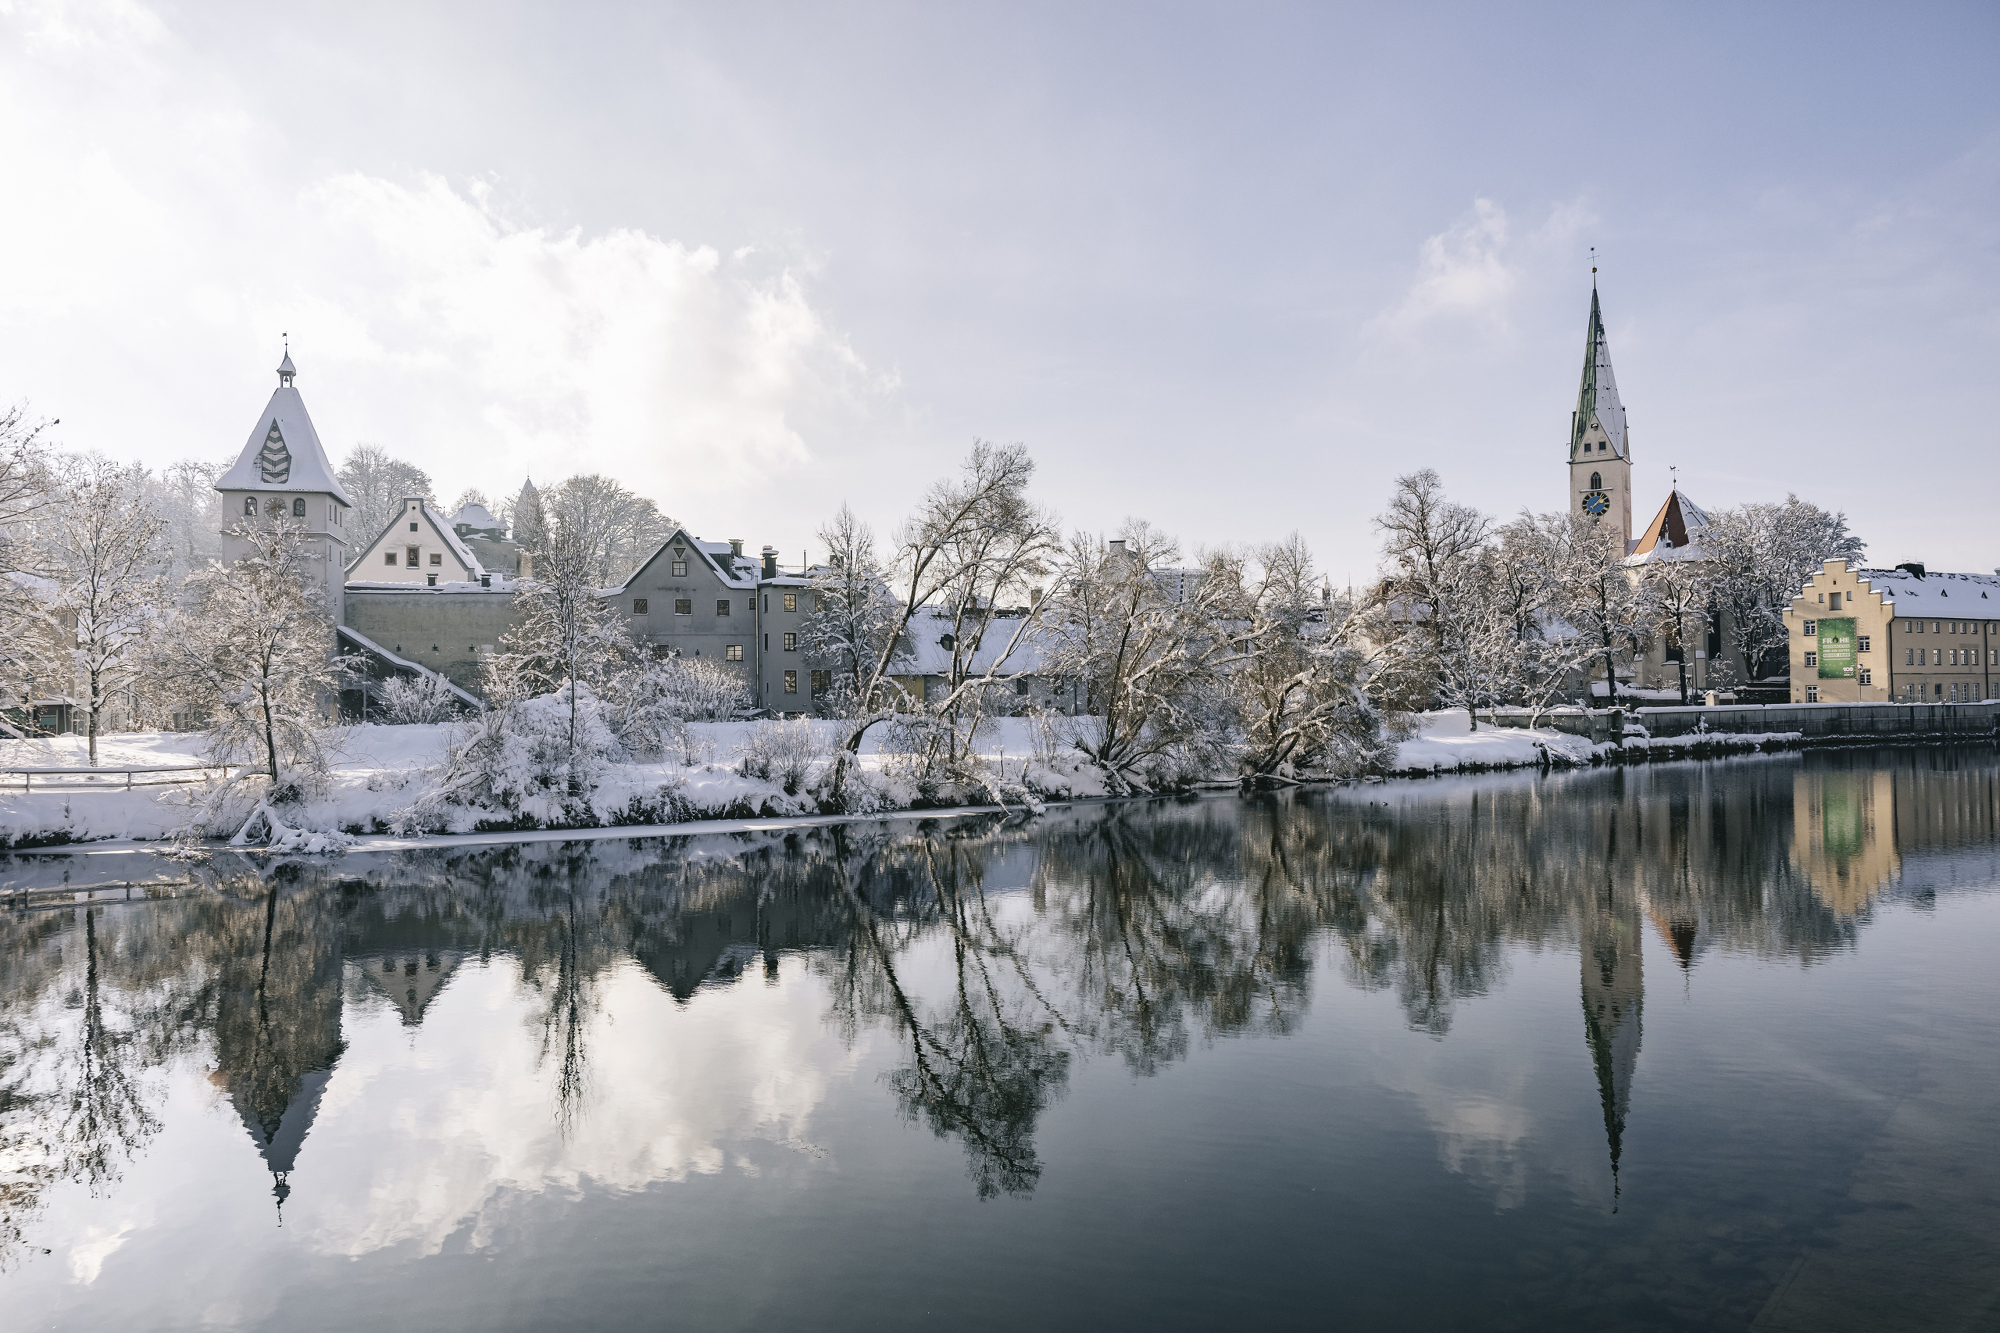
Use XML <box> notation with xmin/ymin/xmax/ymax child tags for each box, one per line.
<box><xmin>347</xmin><ymin>497</ymin><xmax>487</xmax><ymax>588</ymax></box>
<box><xmin>603</xmin><ymin>528</ymin><xmax>765</xmax><ymax>695</ymax></box>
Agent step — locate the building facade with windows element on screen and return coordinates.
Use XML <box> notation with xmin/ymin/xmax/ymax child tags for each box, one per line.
<box><xmin>1784</xmin><ymin>559</ymin><xmax>1999</xmax><ymax>704</ymax></box>
<box><xmin>346</xmin><ymin>498</ymin><xmax>487</xmax><ymax>587</ymax></box>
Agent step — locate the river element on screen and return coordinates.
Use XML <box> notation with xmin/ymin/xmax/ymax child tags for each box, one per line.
<box><xmin>4</xmin><ymin>747</ymin><xmax>1998</xmax><ymax>1330</ymax></box>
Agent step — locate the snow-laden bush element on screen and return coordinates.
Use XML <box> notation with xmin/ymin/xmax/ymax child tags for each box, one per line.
<box><xmin>602</xmin><ymin>653</ymin><xmax>748</xmax><ymax>764</ymax></box>
<box><xmin>407</xmin><ymin>684</ymin><xmax>620</xmax><ymax>829</ymax></box>
<box><xmin>734</xmin><ymin>720</ymin><xmax>829</xmax><ymax>796</ymax></box>
<box><xmin>375</xmin><ymin>671</ymin><xmax>462</xmax><ymax>725</ymax></box>
<box><xmin>645</xmin><ymin>654</ymin><xmax>752</xmax><ymax>721</ymax></box>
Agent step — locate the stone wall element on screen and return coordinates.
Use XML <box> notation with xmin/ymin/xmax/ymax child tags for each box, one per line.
<box><xmin>1637</xmin><ymin>702</ymin><xmax>2000</xmax><ymax>739</ymax></box>
<box><xmin>344</xmin><ymin>587</ymin><xmax>520</xmax><ymax>693</ymax></box>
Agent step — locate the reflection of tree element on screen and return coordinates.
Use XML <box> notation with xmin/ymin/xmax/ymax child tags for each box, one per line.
<box><xmin>59</xmin><ymin>909</ymin><xmax>162</xmax><ymax>1191</ymax></box>
<box><xmin>821</xmin><ymin>828</ymin><xmax>1070</xmax><ymax>1199</ymax></box>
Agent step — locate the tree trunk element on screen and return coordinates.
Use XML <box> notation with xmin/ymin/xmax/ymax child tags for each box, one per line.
<box><xmin>87</xmin><ymin>665</ymin><xmax>100</xmax><ymax>766</ymax></box>
<box><xmin>262</xmin><ymin>678</ymin><xmax>279</xmax><ymax>781</ymax></box>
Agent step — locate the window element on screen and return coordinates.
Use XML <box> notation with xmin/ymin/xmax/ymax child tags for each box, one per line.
<box><xmin>1906</xmin><ymin>648</ymin><xmax>1915</xmax><ymax>665</ymax></box>
<box><xmin>783</xmin><ymin>632</ymin><xmax>797</xmax><ymax>652</ymax></box>
<box><xmin>633</xmin><ymin>598</ymin><xmax>649</xmax><ymax>614</ymax></box>
<box><xmin>410</xmin><ymin>521</ymin><xmax>419</xmax><ymax>532</ymax></box>
<box><xmin>784</xmin><ymin>670</ymin><xmax>797</xmax><ymax>694</ymax></box>
<box><xmin>783</xmin><ymin>592</ymin><xmax>797</xmax><ymax>612</ymax></box>
<box><xmin>385</xmin><ymin>552</ymin><xmax>398</xmax><ymax>566</ymax></box>
<box><xmin>244</xmin><ymin>497</ymin><xmax>256</xmax><ymax>516</ymax></box>
<box><xmin>672</xmin><ymin>559</ymin><xmax>688</xmax><ymax>577</ymax></box>
<box><xmin>1935</xmin><ymin>649</ymin><xmax>1943</xmax><ymax>666</ymax></box>
<box><xmin>717</xmin><ymin>599</ymin><xmax>731</xmax><ymax>616</ymax></box>
<box><xmin>1829</xmin><ymin>592</ymin><xmax>1842</xmax><ymax>611</ymax></box>
<box><xmin>1589</xmin><ymin>471</ymin><xmax>1601</xmax><ymax>489</ymax></box>
<box><xmin>426</xmin><ymin>574</ymin><xmax>436</xmax><ymax>586</ymax></box>
<box><xmin>1857</xmin><ymin>635</ymin><xmax>1871</xmax><ymax>653</ymax></box>
<box><xmin>1935</xmin><ymin>683</ymin><xmax>1945</xmax><ymax>699</ymax></box>
<box><xmin>1806</xmin><ymin>687</ymin><xmax>1819</xmax><ymax>702</ymax></box>
<box><xmin>292</xmin><ymin>498</ymin><xmax>306</xmax><ymax>517</ymax></box>
<box><xmin>430</xmin><ymin>553</ymin><xmax>443</xmax><ymax>566</ymax></box>
<box><xmin>1803</xmin><ymin>621</ymin><xmax>1817</xmax><ymax>636</ymax></box>
<box><xmin>762</xmin><ymin>595</ymin><xmax>768</xmax><ymax>613</ymax></box>
<box><xmin>1859</xmin><ymin>668</ymin><xmax>1873</xmax><ymax>686</ymax></box>
<box><xmin>810</xmin><ymin>669</ymin><xmax>829</xmax><ymax>695</ymax></box>
<box><xmin>406</xmin><ymin>547</ymin><xmax>420</xmax><ymax>567</ymax></box>
<box><xmin>674</xmin><ymin>598</ymin><xmax>692</xmax><ymax>615</ymax></box>
<box><xmin>1932</xmin><ymin>621</ymin><xmax>1940</xmax><ymax>633</ymax></box>
<box><xmin>726</xmin><ymin>644</ymin><xmax>743</xmax><ymax>661</ymax></box>
<box><xmin>1803</xmin><ymin>651</ymin><xmax>1817</xmax><ymax>667</ymax></box>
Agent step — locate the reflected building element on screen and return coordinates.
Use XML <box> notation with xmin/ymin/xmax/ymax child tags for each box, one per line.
<box><xmin>1580</xmin><ymin>876</ymin><xmax>1643</xmax><ymax>1201</ymax></box>
<box><xmin>1791</xmin><ymin>770</ymin><xmax>1902</xmax><ymax>918</ymax></box>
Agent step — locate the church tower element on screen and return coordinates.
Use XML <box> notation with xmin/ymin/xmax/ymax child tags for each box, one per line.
<box><xmin>216</xmin><ymin>353</ymin><xmax>355</xmax><ymax>625</ymax></box>
<box><xmin>1569</xmin><ymin>282</ymin><xmax>1633</xmax><ymax>548</ymax></box>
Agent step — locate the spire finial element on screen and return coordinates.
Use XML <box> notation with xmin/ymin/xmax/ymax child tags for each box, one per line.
<box><xmin>1590</xmin><ymin>246</ymin><xmax>1597</xmax><ymax>285</ymax></box>
<box><xmin>277</xmin><ymin>335</ymin><xmax>296</xmax><ymax>388</ymax></box>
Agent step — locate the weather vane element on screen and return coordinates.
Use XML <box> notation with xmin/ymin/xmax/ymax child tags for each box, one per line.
<box><xmin>1590</xmin><ymin>245</ymin><xmax>1597</xmax><ymax>280</ymax></box>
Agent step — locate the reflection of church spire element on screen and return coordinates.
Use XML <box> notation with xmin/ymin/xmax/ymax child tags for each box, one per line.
<box><xmin>214</xmin><ymin>884</ymin><xmax>346</xmax><ymax>1224</ymax></box>
<box><xmin>1580</xmin><ymin>878</ymin><xmax>1643</xmax><ymax>1205</ymax></box>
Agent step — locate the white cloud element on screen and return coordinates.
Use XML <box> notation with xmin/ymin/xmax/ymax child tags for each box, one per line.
<box><xmin>0</xmin><ymin>2</ymin><xmax>879</xmax><ymax>511</ymax></box>
<box><xmin>1381</xmin><ymin>196</ymin><xmax>1596</xmax><ymax>336</ymax></box>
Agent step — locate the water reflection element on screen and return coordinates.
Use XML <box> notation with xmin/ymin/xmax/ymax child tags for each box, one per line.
<box><xmin>2</xmin><ymin>747</ymin><xmax>1997</xmax><ymax>1276</ymax></box>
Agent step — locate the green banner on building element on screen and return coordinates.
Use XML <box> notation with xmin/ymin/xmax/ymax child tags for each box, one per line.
<box><xmin>1817</xmin><ymin>616</ymin><xmax>1857</xmax><ymax>679</ymax></box>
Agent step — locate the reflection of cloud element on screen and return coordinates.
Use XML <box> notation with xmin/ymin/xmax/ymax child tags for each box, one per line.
<box><xmin>67</xmin><ymin>1218</ymin><xmax>135</xmax><ymax>1284</ymax></box>
<box><xmin>301</xmin><ymin>959</ymin><xmax>862</xmax><ymax>1259</ymax></box>
<box><xmin>1420</xmin><ymin>1091</ymin><xmax>1534</xmax><ymax>1210</ymax></box>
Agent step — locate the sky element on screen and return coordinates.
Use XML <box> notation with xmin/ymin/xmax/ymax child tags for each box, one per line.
<box><xmin>1</xmin><ymin>0</ymin><xmax>1995</xmax><ymax>582</ymax></box>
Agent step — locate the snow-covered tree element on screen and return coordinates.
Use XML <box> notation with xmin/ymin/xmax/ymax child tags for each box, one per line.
<box><xmin>1706</xmin><ymin>496</ymin><xmax>1864</xmax><ymax>682</ymax></box>
<box><xmin>801</xmin><ymin>503</ymin><xmax>899</xmax><ymax>714</ymax></box>
<box><xmin>172</xmin><ymin>516</ymin><xmax>340</xmax><ymax>784</ymax></box>
<box><xmin>1551</xmin><ymin>511</ymin><xmax>1655</xmax><ymax>706</ymax></box>
<box><xmin>1642</xmin><ymin>555</ymin><xmax>1720</xmax><ymax>703</ymax></box>
<box><xmin>1232</xmin><ymin>534</ymin><xmax>1386</xmax><ymax>776</ymax></box>
<box><xmin>0</xmin><ymin>403</ymin><xmax>56</xmax><ymax>567</ymax></box>
<box><xmin>28</xmin><ymin>457</ymin><xmax>170</xmax><ymax>764</ymax></box>
<box><xmin>336</xmin><ymin>444</ymin><xmax>434</xmax><ymax>544</ymax></box>
<box><xmin>143</xmin><ymin>457</ymin><xmax>228</xmax><ymax>585</ymax></box>
<box><xmin>484</xmin><ymin>501</ymin><xmax>636</xmax><ymax>760</ymax></box>
<box><xmin>827</xmin><ymin>442</ymin><xmax>1060</xmax><ymax>806</ymax></box>
<box><xmin>1366</xmin><ymin>468</ymin><xmax>1491</xmax><ymax>710</ymax></box>
<box><xmin>1042</xmin><ymin>524</ymin><xmax>1238</xmax><ymax>788</ymax></box>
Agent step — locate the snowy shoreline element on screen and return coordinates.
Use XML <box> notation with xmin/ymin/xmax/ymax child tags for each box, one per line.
<box><xmin>0</xmin><ymin>712</ymin><xmax>1830</xmax><ymax>858</ymax></box>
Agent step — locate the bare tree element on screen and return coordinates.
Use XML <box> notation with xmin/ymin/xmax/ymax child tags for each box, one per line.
<box><xmin>29</xmin><ymin>456</ymin><xmax>170</xmax><ymax>764</ymax></box>
<box><xmin>336</xmin><ymin>444</ymin><xmax>434</xmax><ymax>544</ymax></box>
<box><xmin>1043</xmin><ymin>524</ymin><xmax>1238</xmax><ymax>789</ymax></box>
<box><xmin>544</xmin><ymin>474</ymin><xmax>676</xmax><ymax>587</ymax></box>
<box><xmin>827</xmin><ymin>442</ymin><xmax>1060</xmax><ymax>807</ymax></box>
<box><xmin>1706</xmin><ymin>496</ymin><xmax>1864</xmax><ymax>683</ymax></box>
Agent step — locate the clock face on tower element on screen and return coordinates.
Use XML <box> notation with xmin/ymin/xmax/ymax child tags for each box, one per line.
<box><xmin>1581</xmin><ymin>490</ymin><xmax>1611</xmax><ymax>517</ymax></box>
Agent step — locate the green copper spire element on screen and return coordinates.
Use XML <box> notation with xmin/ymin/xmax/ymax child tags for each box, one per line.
<box><xmin>1570</xmin><ymin>283</ymin><xmax>1627</xmax><ymax>461</ymax></box>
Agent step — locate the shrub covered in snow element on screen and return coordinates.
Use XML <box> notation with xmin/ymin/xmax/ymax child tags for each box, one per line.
<box><xmin>411</xmin><ymin>684</ymin><xmax>620</xmax><ymax>829</ymax></box>
<box><xmin>375</xmin><ymin>671</ymin><xmax>463</xmax><ymax>725</ymax></box>
<box><xmin>734</xmin><ymin>719</ymin><xmax>829</xmax><ymax>796</ymax></box>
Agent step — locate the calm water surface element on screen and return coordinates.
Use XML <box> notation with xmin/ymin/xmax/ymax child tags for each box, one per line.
<box><xmin>5</xmin><ymin>749</ymin><xmax>2000</xmax><ymax>1331</ymax></box>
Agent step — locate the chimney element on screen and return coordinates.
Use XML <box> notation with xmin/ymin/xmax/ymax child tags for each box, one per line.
<box><xmin>1108</xmin><ymin>539</ymin><xmax>1126</xmax><ymax>557</ymax></box>
<box><xmin>1897</xmin><ymin>562</ymin><xmax>1926</xmax><ymax>579</ymax></box>
<box><xmin>761</xmin><ymin>545</ymin><xmax>778</xmax><ymax>579</ymax></box>
<box><xmin>730</xmin><ymin>538</ymin><xmax>744</xmax><ymax>558</ymax></box>
<box><xmin>480</xmin><ymin>573</ymin><xmax>491</xmax><ymax>588</ymax></box>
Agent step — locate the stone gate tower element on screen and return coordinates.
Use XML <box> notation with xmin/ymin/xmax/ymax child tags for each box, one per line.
<box><xmin>1568</xmin><ymin>282</ymin><xmax>1633</xmax><ymax>548</ymax></box>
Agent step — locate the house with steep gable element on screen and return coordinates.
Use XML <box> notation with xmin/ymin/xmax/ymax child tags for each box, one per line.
<box><xmin>347</xmin><ymin>497</ymin><xmax>487</xmax><ymax>587</ymax></box>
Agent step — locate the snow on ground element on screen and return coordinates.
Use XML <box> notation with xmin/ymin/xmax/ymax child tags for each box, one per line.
<box><xmin>0</xmin><ymin>718</ymin><xmax>1096</xmax><ymax>849</ymax></box>
<box><xmin>1389</xmin><ymin>708</ymin><xmax>1799</xmax><ymax>776</ymax></box>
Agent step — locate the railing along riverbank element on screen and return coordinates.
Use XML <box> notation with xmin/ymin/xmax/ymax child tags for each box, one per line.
<box><xmin>1484</xmin><ymin>701</ymin><xmax>2000</xmax><ymax>745</ymax></box>
<box><xmin>3</xmin><ymin>763</ymin><xmax>246</xmax><ymax>792</ymax></box>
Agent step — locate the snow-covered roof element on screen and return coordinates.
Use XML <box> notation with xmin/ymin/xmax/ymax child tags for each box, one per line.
<box><xmin>451</xmin><ymin>501</ymin><xmax>501</xmax><ymax>531</ymax></box>
<box><xmin>335</xmin><ymin>626</ymin><xmax>485</xmax><ymax>709</ymax></box>
<box><xmin>216</xmin><ymin>357</ymin><xmax>356</xmax><ymax>506</ymax></box>
<box><xmin>893</xmin><ymin>607</ymin><xmax>1054</xmax><ymax>677</ymax></box>
<box><xmin>1569</xmin><ymin>285</ymin><xmax>1627</xmax><ymax>461</ymax></box>
<box><xmin>1850</xmin><ymin>566</ymin><xmax>2000</xmax><ymax>607</ymax></box>
<box><xmin>1624</xmin><ymin>490</ymin><xmax>1709</xmax><ymax>565</ymax></box>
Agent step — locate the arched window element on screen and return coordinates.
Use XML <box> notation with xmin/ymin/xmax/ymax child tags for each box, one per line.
<box><xmin>243</xmin><ymin>497</ymin><xmax>255</xmax><ymax>516</ymax></box>
<box><xmin>1590</xmin><ymin>471</ymin><xmax>1602</xmax><ymax>490</ymax></box>
<box><xmin>292</xmin><ymin>498</ymin><xmax>306</xmax><ymax>517</ymax></box>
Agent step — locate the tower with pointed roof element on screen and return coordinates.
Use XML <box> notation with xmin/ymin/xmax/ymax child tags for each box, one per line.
<box><xmin>1568</xmin><ymin>281</ymin><xmax>1633</xmax><ymax>548</ymax></box>
<box><xmin>216</xmin><ymin>352</ymin><xmax>355</xmax><ymax>625</ymax></box>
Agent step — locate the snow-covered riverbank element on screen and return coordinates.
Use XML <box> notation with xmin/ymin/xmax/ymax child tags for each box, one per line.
<box><xmin>1388</xmin><ymin>708</ymin><xmax>1801</xmax><ymax>776</ymax></box>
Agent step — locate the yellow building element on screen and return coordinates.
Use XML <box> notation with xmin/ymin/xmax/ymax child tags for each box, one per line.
<box><xmin>1784</xmin><ymin>560</ymin><xmax>1999</xmax><ymax>703</ymax></box>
